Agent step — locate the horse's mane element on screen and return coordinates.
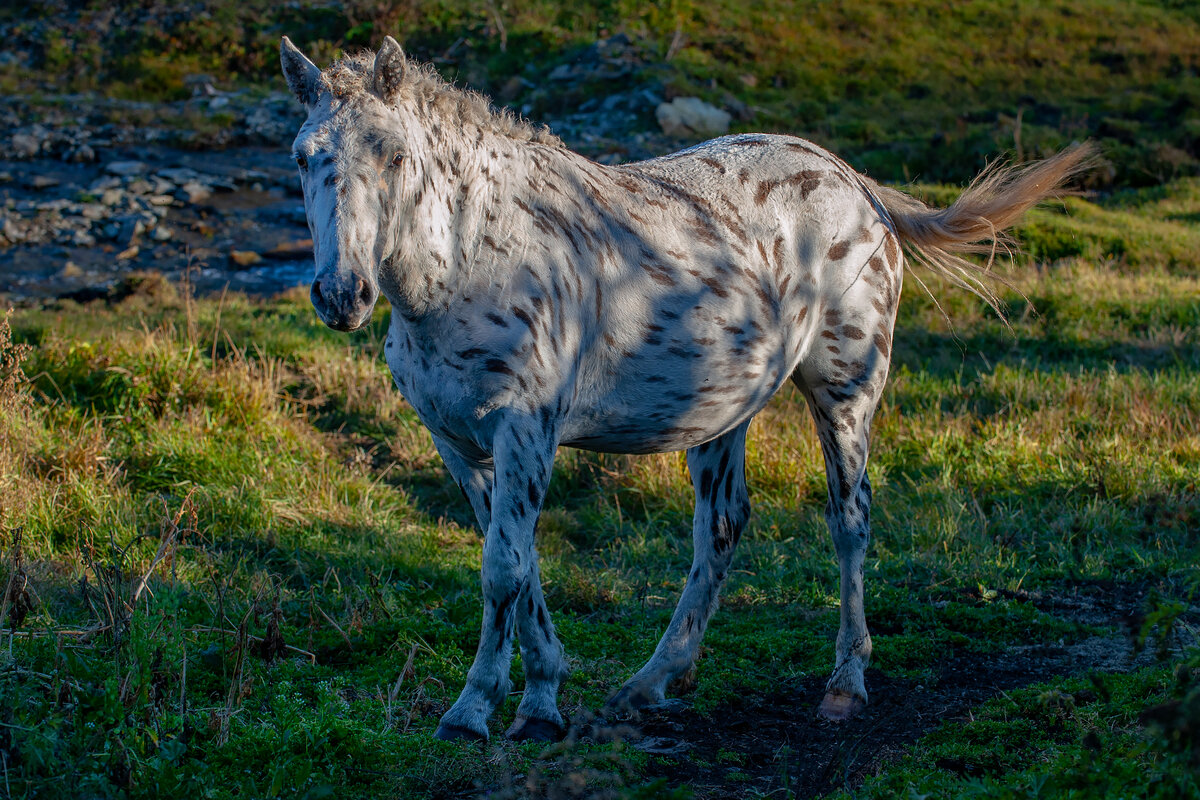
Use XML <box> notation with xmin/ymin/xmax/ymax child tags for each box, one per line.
<box><xmin>321</xmin><ymin>50</ymin><xmax>562</xmax><ymax>148</ymax></box>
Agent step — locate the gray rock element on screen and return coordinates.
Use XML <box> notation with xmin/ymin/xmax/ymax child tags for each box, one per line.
<box><xmin>126</xmin><ymin>178</ymin><xmax>153</xmax><ymax>195</ymax></box>
<box><xmin>151</xmin><ymin>226</ymin><xmax>174</xmax><ymax>242</ymax></box>
<box><xmin>71</xmin><ymin>230</ymin><xmax>97</xmax><ymax>247</ymax></box>
<box><xmin>67</xmin><ymin>144</ymin><xmax>96</xmax><ymax>163</ymax></box>
<box><xmin>100</xmin><ymin>189</ymin><xmax>126</xmax><ymax>207</ymax></box>
<box><xmin>655</xmin><ymin>97</ymin><xmax>731</xmax><ymax>137</ymax></box>
<box><xmin>106</xmin><ymin>160</ymin><xmax>148</xmax><ymax>177</ymax></box>
<box><xmin>156</xmin><ymin>167</ymin><xmax>201</xmax><ymax>185</ymax></box>
<box><xmin>11</xmin><ymin>133</ymin><xmax>40</xmax><ymax>159</ymax></box>
<box><xmin>89</xmin><ymin>176</ymin><xmax>122</xmax><ymax>193</ymax></box>
<box><xmin>80</xmin><ymin>204</ymin><xmax>108</xmax><ymax>220</ymax></box>
<box><xmin>177</xmin><ymin>182</ymin><xmax>212</xmax><ymax>204</ymax></box>
<box><xmin>24</xmin><ymin>175</ymin><xmax>60</xmax><ymax>190</ymax></box>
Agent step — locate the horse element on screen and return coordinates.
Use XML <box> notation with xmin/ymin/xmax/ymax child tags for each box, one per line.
<box><xmin>280</xmin><ymin>35</ymin><xmax>1091</xmax><ymax>742</ymax></box>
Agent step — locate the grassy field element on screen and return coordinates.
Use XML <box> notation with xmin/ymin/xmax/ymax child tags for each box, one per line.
<box><xmin>6</xmin><ymin>0</ymin><xmax>1200</xmax><ymax>186</ymax></box>
<box><xmin>2</xmin><ymin>165</ymin><xmax>1198</xmax><ymax>797</ymax></box>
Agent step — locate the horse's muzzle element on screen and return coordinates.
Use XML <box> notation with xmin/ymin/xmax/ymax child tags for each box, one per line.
<box><xmin>311</xmin><ymin>270</ymin><xmax>378</xmax><ymax>331</ymax></box>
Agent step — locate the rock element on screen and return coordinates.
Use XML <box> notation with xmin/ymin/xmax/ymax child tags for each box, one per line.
<box><xmin>147</xmin><ymin>194</ymin><xmax>174</xmax><ymax>207</ymax></box>
<box><xmin>151</xmin><ymin>226</ymin><xmax>174</xmax><ymax>242</ymax></box>
<box><xmin>156</xmin><ymin>167</ymin><xmax>201</xmax><ymax>184</ymax></box>
<box><xmin>655</xmin><ymin>97</ymin><xmax>731</xmax><ymax>137</ymax></box>
<box><xmin>11</xmin><ymin>133</ymin><xmax>40</xmax><ymax>159</ymax></box>
<box><xmin>116</xmin><ymin>245</ymin><xmax>140</xmax><ymax>261</ymax></box>
<box><xmin>79</xmin><ymin>204</ymin><xmax>108</xmax><ymax>220</ymax></box>
<box><xmin>59</xmin><ymin>261</ymin><xmax>84</xmax><ymax>278</ymax></box>
<box><xmin>177</xmin><ymin>182</ymin><xmax>212</xmax><ymax>204</ymax></box>
<box><xmin>24</xmin><ymin>175</ymin><xmax>60</xmax><ymax>190</ymax></box>
<box><xmin>67</xmin><ymin>144</ymin><xmax>96</xmax><ymax>163</ymax></box>
<box><xmin>229</xmin><ymin>250</ymin><xmax>263</xmax><ymax>267</ymax></box>
<box><xmin>0</xmin><ymin>171</ymin><xmax>11</xmax><ymax>183</ymax></box>
<box><xmin>126</xmin><ymin>178</ymin><xmax>153</xmax><ymax>195</ymax></box>
<box><xmin>3</xmin><ymin>217</ymin><xmax>24</xmax><ymax>243</ymax></box>
<box><xmin>209</xmin><ymin>96</ymin><xmax>230</xmax><ymax>111</ymax></box>
<box><xmin>71</xmin><ymin>231</ymin><xmax>96</xmax><ymax>247</ymax></box>
<box><xmin>89</xmin><ymin>176</ymin><xmax>121</xmax><ymax>192</ymax></box>
<box><xmin>262</xmin><ymin>239</ymin><xmax>313</xmax><ymax>260</ymax></box>
<box><xmin>105</xmin><ymin>160</ymin><xmax>148</xmax><ymax>177</ymax></box>
<box><xmin>100</xmin><ymin>188</ymin><xmax>125</xmax><ymax>207</ymax></box>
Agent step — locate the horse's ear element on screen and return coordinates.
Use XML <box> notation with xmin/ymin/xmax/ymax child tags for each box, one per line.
<box><xmin>281</xmin><ymin>36</ymin><xmax>322</xmax><ymax>106</ymax></box>
<box><xmin>372</xmin><ymin>36</ymin><xmax>408</xmax><ymax>104</ymax></box>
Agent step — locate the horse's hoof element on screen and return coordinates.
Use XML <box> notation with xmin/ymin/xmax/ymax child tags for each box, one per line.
<box><xmin>604</xmin><ymin>685</ymin><xmax>660</xmax><ymax>716</ymax></box>
<box><xmin>434</xmin><ymin>722</ymin><xmax>488</xmax><ymax>742</ymax></box>
<box><xmin>506</xmin><ymin>716</ymin><xmax>566</xmax><ymax>742</ymax></box>
<box><xmin>817</xmin><ymin>690</ymin><xmax>866</xmax><ymax>722</ymax></box>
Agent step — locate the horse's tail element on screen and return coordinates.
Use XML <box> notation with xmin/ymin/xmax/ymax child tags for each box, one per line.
<box><xmin>869</xmin><ymin>143</ymin><xmax>1097</xmax><ymax>312</ymax></box>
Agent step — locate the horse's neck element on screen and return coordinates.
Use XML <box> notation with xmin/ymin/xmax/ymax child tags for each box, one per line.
<box><xmin>385</xmin><ymin>132</ymin><xmax>540</xmax><ymax>319</ymax></box>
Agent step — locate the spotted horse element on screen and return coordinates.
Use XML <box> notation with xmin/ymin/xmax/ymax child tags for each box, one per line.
<box><xmin>281</xmin><ymin>36</ymin><xmax>1092</xmax><ymax>742</ymax></box>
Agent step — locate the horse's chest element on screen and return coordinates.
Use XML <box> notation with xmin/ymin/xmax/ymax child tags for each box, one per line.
<box><xmin>383</xmin><ymin>328</ymin><xmax>489</xmax><ymax>447</ymax></box>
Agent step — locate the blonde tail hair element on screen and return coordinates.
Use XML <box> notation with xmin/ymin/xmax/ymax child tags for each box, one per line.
<box><xmin>870</xmin><ymin>143</ymin><xmax>1097</xmax><ymax>314</ymax></box>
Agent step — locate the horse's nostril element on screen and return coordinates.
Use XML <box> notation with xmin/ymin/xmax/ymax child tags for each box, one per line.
<box><xmin>311</xmin><ymin>277</ymin><xmax>327</xmax><ymax>310</ymax></box>
<box><xmin>357</xmin><ymin>278</ymin><xmax>373</xmax><ymax>306</ymax></box>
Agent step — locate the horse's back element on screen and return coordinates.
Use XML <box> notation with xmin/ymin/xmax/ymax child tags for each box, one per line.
<box><xmin>558</xmin><ymin>135</ymin><xmax>901</xmax><ymax>453</ymax></box>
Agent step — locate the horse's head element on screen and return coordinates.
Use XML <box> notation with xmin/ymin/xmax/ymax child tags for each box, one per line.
<box><xmin>280</xmin><ymin>36</ymin><xmax>418</xmax><ymax>331</ymax></box>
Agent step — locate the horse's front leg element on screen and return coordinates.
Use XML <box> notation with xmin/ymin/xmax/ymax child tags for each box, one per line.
<box><xmin>434</xmin><ymin>418</ymin><xmax>561</xmax><ymax>742</ymax></box>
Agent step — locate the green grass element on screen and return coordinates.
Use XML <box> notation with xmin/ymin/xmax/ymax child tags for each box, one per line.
<box><xmin>5</xmin><ymin>0</ymin><xmax>1199</xmax><ymax>186</ymax></box>
<box><xmin>1</xmin><ymin>188</ymin><xmax>1198</xmax><ymax>796</ymax></box>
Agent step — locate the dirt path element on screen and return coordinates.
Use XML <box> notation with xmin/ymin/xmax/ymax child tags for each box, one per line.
<box><xmin>490</xmin><ymin>582</ymin><xmax>1184</xmax><ymax>799</ymax></box>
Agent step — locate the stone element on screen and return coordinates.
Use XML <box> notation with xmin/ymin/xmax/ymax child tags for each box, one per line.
<box><xmin>655</xmin><ymin>97</ymin><xmax>732</xmax><ymax>138</ymax></box>
<box><xmin>60</xmin><ymin>261</ymin><xmax>84</xmax><ymax>278</ymax></box>
<box><xmin>67</xmin><ymin>144</ymin><xmax>96</xmax><ymax>163</ymax></box>
<box><xmin>262</xmin><ymin>239</ymin><xmax>313</xmax><ymax>260</ymax></box>
<box><xmin>11</xmin><ymin>133</ymin><xmax>40</xmax><ymax>158</ymax></box>
<box><xmin>229</xmin><ymin>250</ymin><xmax>263</xmax><ymax>267</ymax></box>
<box><xmin>70</xmin><ymin>231</ymin><xmax>96</xmax><ymax>247</ymax></box>
<box><xmin>89</xmin><ymin>176</ymin><xmax>121</xmax><ymax>192</ymax></box>
<box><xmin>105</xmin><ymin>160</ymin><xmax>148</xmax><ymax>177</ymax></box>
<box><xmin>116</xmin><ymin>245</ymin><xmax>140</xmax><ymax>261</ymax></box>
<box><xmin>151</xmin><ymin>226</ymin><xmax>174</xmax><ymax>242</ymax></box>
<box><xmin>100</xmin><ymin>189</ymin><xmax>125</xmax><ymax>207</ymax></box>
<box><xmin>126</xmin><ymin>178</ymin><xmax>153</xmax><ymax>195</ymax></box>
<box><xmin>147</xmin><ymin>195</ymin><xmax>175</xmax><ymax>207</ymax></box>
<box><xmin>24</xmin><ymin>175</ymin><xmax>60</xmax><ymax>190</ymax></box>
<box><xmin>177</xmin><ymin>182</ymin><xmax>212</xmax><ymax>204</ymax></box>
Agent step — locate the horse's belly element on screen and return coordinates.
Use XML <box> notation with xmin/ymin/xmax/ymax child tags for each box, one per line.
<box><xmin>561</xmin><ymin>347</ymin><xmax>794</xmax><ymax>454</ymax></box>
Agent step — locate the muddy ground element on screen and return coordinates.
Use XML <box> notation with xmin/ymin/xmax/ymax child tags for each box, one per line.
<box><xmin>476</xmin><ymin>581</ymin><xmax>1183</xmax><ymax>800</ymax></box>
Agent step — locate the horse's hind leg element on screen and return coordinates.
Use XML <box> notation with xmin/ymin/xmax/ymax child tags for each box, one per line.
<box><xmin>794</xmin><ymin>346</ymin><xmax>889</xmax><ymax>721</ymax></box>
<box><xmin>607</xmin><ymin>420</ymin><xmax>752</xmax><ymax>712</ymax></box>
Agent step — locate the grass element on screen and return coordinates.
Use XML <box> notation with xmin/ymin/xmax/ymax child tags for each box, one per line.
<box><xmin>4</xmin><ymin>0</ymin><xmax>1199</xmax><ymax>186</ymax></box>
<box><xmin>1</xmin><ymin>174</ymin><xmax>1198</xmax><ymax>797</ymax></box>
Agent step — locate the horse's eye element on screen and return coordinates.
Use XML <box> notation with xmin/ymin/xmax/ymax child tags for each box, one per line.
<box><xmin>391</xmin><ymin>152</ymin><xmax>404</xmax><ymax>167</ymax></box>
<box><xmin>295</xmin><ymin>154</ymin><xmax>308</xmax><ymax>170</ymax></box>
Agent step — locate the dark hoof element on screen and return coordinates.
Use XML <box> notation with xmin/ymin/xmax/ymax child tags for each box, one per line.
<box><xmin>434</xmin><ymin>722</ymin><xmax>488</xmax><ymax>742</ymax></box>
<box><xmin>817</xmin><ymin>691</ymin><xmax>866</xmax><ymax>722</ymax></box>
<box><xmin>506</xmin><ymin>716</ymin><xmax>567</xmax><ymax>742</ymax></box>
